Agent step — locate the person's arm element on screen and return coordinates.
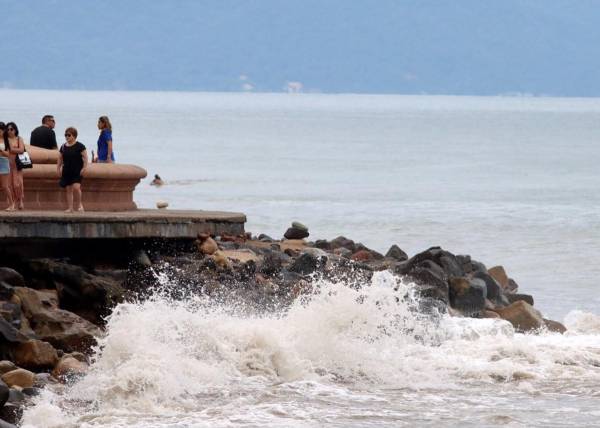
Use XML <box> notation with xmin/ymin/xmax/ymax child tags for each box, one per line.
<box><xmin>10</xmin><ymin>137</ymin><xmax>25</xmax><ymax>154</ymax></box>
<box><xmin>81</xmin><ymin>149</ymin><xmax>89</xmax><ymax>175</ymax></box>
<box><xmin>57</xmin><ymin>148</ymin><xmax>63</xmax><ymax>176</ymax></box>
<box><xmin>106</xmin><ymin>139</ymin><xmax>113</xmax><ymax>163</ymax></box>
<box><xmin>51</xmin><ymin>130</ymin><xmax>58</xmax><ymax>149</ymax></box>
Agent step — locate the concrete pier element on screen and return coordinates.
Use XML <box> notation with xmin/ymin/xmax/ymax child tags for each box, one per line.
<box><xmin>0</xmin><ymin>209</ymin><xmax>246</xmax><ymax>239</ymax></box>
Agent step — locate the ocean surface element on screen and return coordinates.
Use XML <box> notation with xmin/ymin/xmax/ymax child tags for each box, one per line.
<box><xmin>1</xmin><ymin>90</ymin><xmax>599</xmax><ymax>427</ymax></box>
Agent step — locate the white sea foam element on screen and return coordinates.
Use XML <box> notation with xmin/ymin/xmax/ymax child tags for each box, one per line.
<box><xmin>21</xmin><ymin>272</ymin><xmax>600</xmax><ymax>427</ymax></box>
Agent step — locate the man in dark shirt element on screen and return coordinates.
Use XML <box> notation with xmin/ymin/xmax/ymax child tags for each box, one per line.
<box><xmin>30</xmin><ymin>115</ymin><xmax>58</xmax><ymax>150</ymax></box>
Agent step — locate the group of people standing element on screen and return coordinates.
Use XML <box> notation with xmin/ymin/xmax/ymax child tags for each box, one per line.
<box><xmin>0</xmin><ymin>115</ymin><xmax>116</xmax><ymax>212</ymax></box>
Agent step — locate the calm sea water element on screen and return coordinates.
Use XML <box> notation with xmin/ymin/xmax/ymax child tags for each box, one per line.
<box><xmin>2</xmin><ymin>90</ymin><xmax>599</xmax><ymax>427</ymax></box>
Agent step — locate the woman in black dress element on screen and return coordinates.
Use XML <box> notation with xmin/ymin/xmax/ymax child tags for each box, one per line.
<box><xmin>57</xmin><ymin>127</ymin><xmax>88</xmax><ymax>212</ymax></box>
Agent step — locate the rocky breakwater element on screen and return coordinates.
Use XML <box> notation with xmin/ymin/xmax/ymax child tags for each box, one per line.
<box><xmin>0</xmin><ymin>221</ymin><xmax>565</xmax><ymax>426</ymax></box>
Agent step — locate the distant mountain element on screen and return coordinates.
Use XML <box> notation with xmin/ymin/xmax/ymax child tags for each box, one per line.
<box><xmin>2</xmin><ymin>0</ymin><xmax>599</xmax><ymax>96</ymax></box>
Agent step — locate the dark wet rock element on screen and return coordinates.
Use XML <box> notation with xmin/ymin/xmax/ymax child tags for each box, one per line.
<box><xmin>456</xmin><ymin>255</ymin><xmax>472</xmax><ymax>273</ymax></box>
<box><xmin>397</xmin><ymin>247</ymin><xmax>464</xmax><ymax>281</ymax></box>
<box><xmin>291</xmin><ymin>221</ymin><xmax>308</xmax><ymax>232</ymax></box>
<box><xmin>25</xmin><ymin>259</ymin><xmax>125</xmax><ymax>323</ymax></box>
<box><xmin>333</xmin><ymin>247</ymin><xmax>352</xmax><ymax>259</ymax></box>
<box><xmin>449</xmin><ymin>277</ymin><xmax>486</xmax><ymax>316</ymax></box>
<box><xmin>506</xmin><ymin>278</ymin><xmax>519</xmax><ymax>293</ymax></box>
<box><xmin>330</xmin><ymin>236</ymin><xmax>356</xmax><ymax>252</ymax></box>
<box><xmin>289</xmin><ymin>253</ymin><xmax>321</xmax><ymax>275</ymax></box>
<box><xmin>15</xmin><ymin>288</ymin><xmax>100</xmax><ymax>353</ymax></box>
<box><xmin>284</xmin><ymin>227</ymin><xmax>309</xmax><ymax>240</ymax></box>
<box><xmin>385</xmin><ymin>245</ymin><xmax>408</xmax><ymax>261</ymax></box>
<box><xmin>470</xmin><ymin>259</ymin><xmax>487</xmax><ymax>273</ymax></box>
<box><xmin>258</xmin><ymin>233</ymin><xmax>274</xmax><ymax>242</ymax></box>
<box><xmin>314</xmin><ymin>239</ymin><xmax>331</xmax><ymax>250</ymax></box>
<box><xmin>6</xmin><ymin>389</ymin><xmax>24</xmax><ymax>405</ymax></box>
<box><xmin>0</xmin><ymin>283</ymin><xmax>14</xmax><ymax>301</ymax></box>
<box><xmin>472</xmin><ymin>271</ymin><xmax>508</xmax><ymax>306</ymax></box>
<box><xmin>402</xmin><ymin>266</ymin><xmax>449</xmax><ymax>304</ymax></box>
<box><xmin>132</xmin><ymin>250</ymin><xmax>152</xmax><ymax>267</ymax></box>
<box><xmin>259</xmin><ymin>251</ymin><xmax>285</xmax><ymax>275</ymax></box>
<box><xmin>0</xmin><ymin>403</ymin><xmax>21</xmax><ymax>426</ymax></box>
<box><xmin>543</xmin><ymin>318</ymin><xmax>567</xmax><ymax>334</ymax></box>
<box><xmin>0</xmin><ymin>269</ymin><xmax>25</xmax><ymax>289</ymax></box>
<box><xmin>0</xmin><ymin>381</ymin><xmax>8</xmax><ymax>407</ymax></box>
<box><xmin>506</xmin><ymin>293</ymin><xmax>534</xmax><ymax>306</ymax></box>
<box><xmin>21</xmin><ymin>387</ymin><xmax>41</xmax><ymax>397</ymax></box>
<box><xmin>493</xmin><ymin>301</ymin><xmax>544</xmax><ymax>332</ymax></box>
<box><xmin>0</xmin><ymin>302</ymin><xmax>21</xmax><ymax>327</ymax></box>
<box><xmin>0</xmin><ymin>317</ymin><xmax>27</xmax><ymax>344</ymax></box>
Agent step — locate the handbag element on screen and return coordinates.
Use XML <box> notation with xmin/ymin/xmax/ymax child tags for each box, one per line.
<box><xmin>15</xmin><ymin>150</ymin><xmax>33</xmax><ymax>170</ymax></box>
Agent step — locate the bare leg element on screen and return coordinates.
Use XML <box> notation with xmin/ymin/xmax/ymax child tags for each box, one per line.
<box><xmin>1</xmin><ymin>175</ymin><xmax>14</xmax><ymax>210</ymax></box>
<box><xmin>73</xmin><ymin>183</ymin><xmax>84</xmax><ymax>211</ymax></box>
<box><xmin>10</xmin><ymin>169</ymin><xmax>24</xmax><ymax>210</ymax></box>
<box><xmin>65</xmin><ymin>185</ymin><xmax>74</xmax><ymax>212</ymax></box>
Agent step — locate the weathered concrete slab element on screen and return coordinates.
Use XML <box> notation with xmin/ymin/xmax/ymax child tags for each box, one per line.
<box><xmin>0</xmin><ymin>209</ymin><xmax>246</xmax><ymax>239</ymax></box>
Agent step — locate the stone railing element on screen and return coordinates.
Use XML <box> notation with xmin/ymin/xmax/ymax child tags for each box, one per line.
<box><xmin>2</xmin><ymin>146</ymin><xmax>147</xmax><ymax>211</ymax></box>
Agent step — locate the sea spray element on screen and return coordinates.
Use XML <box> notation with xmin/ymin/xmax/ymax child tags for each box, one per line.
<box><xmin>22</xmin><ymin>271</ymin><xmax>600</xmax><ymax>428</ymax></box>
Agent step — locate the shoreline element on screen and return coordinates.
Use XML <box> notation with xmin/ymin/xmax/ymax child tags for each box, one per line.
<box><xmin>0</xmin><ymin>225</ymin><xmax>566</xmax><ymax>426</ymax></box>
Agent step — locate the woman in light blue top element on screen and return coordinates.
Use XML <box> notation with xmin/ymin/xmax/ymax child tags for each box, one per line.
<box><xmin>0</xmin><ymin>122</ymin><xmax>14</xmax><ymax>210</ymax></box>
<box><xmin>95</xmin><ymin>116</ymin><xmax>115</xmax><ymax>163</ymax></box>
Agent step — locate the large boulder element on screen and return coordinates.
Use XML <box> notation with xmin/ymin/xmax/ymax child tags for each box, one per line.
<box><xmin>385</xmin><ymin>245</ymin><xmax>408</xmax><ymax>261</ymax></box>
<box><xmin>30</xmin><ymin>309</ymin><xmax>101</xmax><ymax>353</ymax></box>
<box><xmin>0</xmin><ymin>268</ymin><xmax>25</xmax><ymax>289</ymax></box>
<box><xmin>24</xmin><ymin>259</ymin><xmax>125</xmax><ymax>322</ymax></box>
<box><xmin>543</xmin><ymin>318</ymin><xmax>567</xmax><ymax>334</ymax></box>
<box><xmin>283</xmin><ymin>227</ymin><xmax>309</xmax><ymax>240</ymax></box>
<box><xmin>0</xmin><ymin>362</ymin><xmax>16</xmax><ymax>376</ymax></box>
<box><xmin>14</xmin><ymin>287</ymin><xmax>101</xmax><ymax>353</ymax></box>
<box><xmin>13</xmin><ymin>339</ymin><xmax>59</xmax><ymax>370</ymax></box>
<box><xmin>401</xmin><ymin>266</ymin><xmax>449</xmax><ymax>304</ymax></box>
<box><xmin>289</xmin><ymin>253</ymin><xmax>322</xmax><ymax>276</ymax></box>
<box><xmin>0</xmin><ymin>283</ymin><xmax>14</xmax><ymax>301</ymax></box>
<box><xmin>1</xmin><ymin>369</ymin><xmax>34</xmax><ymax>388</ymax></box>
<box><xmin>397</xmin><ymin>247</ymin><xmax>465</xmax><ymax>280</ymax></box>
<box><xmin>506</xmin><ymin>293</ymin><xmax>534</xmax><ymax>306</ymax></box>
<box><xmin>449</xmin><ymin>277</ymin><xmax>486</xmax><ymax>316</ymax></box>
<box><xmin>472</xmin><ymin>271</ymin><xmax>508</xmax><ymax>306</ymax></box>
<box><xmin>329</xmin><ymin>236</ymin><xmax>357</xmax><ymax>252</ymax></box>
<box><xmin>13</xmin><ymin>288</ymin><xmax>58</xmax><ymax>318</ymax></box>
<box><xmin>0</xmin><ymin>317</ymin><xmax>27</xmax><ymax>345</ymax></box>
<box><xmin>493</xmin><ymin>301</ymin><xmax>544</xmax><ymax>332</ymax></box>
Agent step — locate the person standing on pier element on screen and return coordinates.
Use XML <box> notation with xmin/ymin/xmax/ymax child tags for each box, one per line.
<box><xmin>30</xmin><ymin>115</ymin><xmax>58</xmax><ymax>150</ymax></box>
<box><xmin>95</xmin><ymin>116</ymin><xmax>115</xmax><ymax>163</ymax></box>
<box><xmin>0</xmin><ymin>123</ymin><xmax>15</xmax><ymax>211</ymax></box>
<box><xmin>57</xmin><ymin>127</ymin><xmax>88</xmax><ymax>213</ymax></box>
<box><xmin>4</xmin><ymin>122</ymin><xmax>25</xmax><ymax>210</ymax></box>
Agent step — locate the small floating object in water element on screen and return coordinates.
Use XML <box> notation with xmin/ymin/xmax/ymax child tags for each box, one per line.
<box><xmin>151</xmin><ymin>174</ymin><xmax>164</xmax><ymax>186</ymax></box>
<box><xmin>156</xmin><ymin>201</ymin><xmax>169</xmax><ymax>209</ymax></box>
